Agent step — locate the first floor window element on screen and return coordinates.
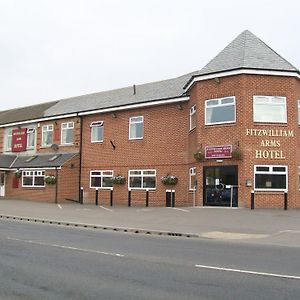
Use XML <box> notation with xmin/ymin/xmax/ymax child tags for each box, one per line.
<box><xmin>205</xmin><ymin>96</ymin><xmax>235</xmax><ymax>125</ymax></box>
<box><xmin>90</xmin><ymin>170</ymin><xmax>113</xmax><ymax>189</ymax></box>
<box><xmin>27</xmin><ymin>128</ymin><xmax>36</xmax><ymax>149</ymax></box>
<box><xmin>90</xmin><ymin>121</ymin><xmax>104</xmax><ymax>143</ymax></box>
<box><xmin>254</xmin><ymin>165</ymin><xmax>287</xmax><ymax>191</ymax></box>
<box><xmin>129</xmin><ymin>169</ymin><xmax>156</xmax><ymax>189</ymax></box>
<box><xmin>61</xmin><ymin>122</ymin><xmax>74</xmax><ymax>145</ymax></box>
<box><xmin>189</xmin><ymin>167</ymin><xmax>196</xmax><ymax>190</ymax></box>
<box><xmin>42</xmin><ymin>124</ymin><xmax>53</xmax><ymax>146</ymax></box>
<box><xmin>253</xmin><ymin>96</ymin><xmax>287</xmax><ymax>123</ymax></box>
<box><xmin>190</xmin><ymin>105</ymin><xmax>196</xmax><ymax>130</ymax></box>
<box><xmin>22</xmin><ymin>170</ymin><xmax>45</xmax><ymax>187</ymax></box>
<box><xmin>5</xmin><ymin>129</ymin><xmax>12</xmax><ymax>151</ymax></box>
<box><xmin>129</xmin><ymin>116</ymin><xmax>143</xmax><ymax>140</ymax></box>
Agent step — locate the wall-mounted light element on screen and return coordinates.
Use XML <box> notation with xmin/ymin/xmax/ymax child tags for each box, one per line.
<box><xmin>246</xmin><ymin>179</ymin><xmax>252</xmax><ymax>187</ymax></box>
<box><xmin>111</xmin><ymin>113</ymin><xmax>117</xmax><ymax>118</ymax></box>
<box><xmin>214</xmin><ymin>77</ymin><xmax>220</xmax><ymax>84</ymax></box>
<box><xmin>176</xmin><ymin>104</ymin><xmax>183</xmax><ymax>110</ymax></box>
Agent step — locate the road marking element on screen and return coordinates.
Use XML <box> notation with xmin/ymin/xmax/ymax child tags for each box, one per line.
<box><xmin>195</xmin><ymin>264</ymin><xmax>300</xmax><ymax>280</ymax></box>
<box><xmin>136</xmin><ymin>208</ymin><xmax>153</xmax><ymax>212</ymax></box>
<box><xmin>100</xmin><ymin>206</ymin><xmax>113</xmax><ymax>212</ymax></box>
<box><xmin>6</xmin><ymin>237</ymin><xmax>124</xmax><ymax>257</ymax></box>
<box><xmin>167</xmin><ymin>207</ymin><xmax>190</xmax><ymax>212</ymax></box>
<box><xmin>57</xmin><ymin>204</ymin><xmax>62</xmax><ymax>209</ymax></box>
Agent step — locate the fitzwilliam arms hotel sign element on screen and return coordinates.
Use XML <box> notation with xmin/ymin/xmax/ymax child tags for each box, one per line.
<box><xmin>246</xmin><ymin>128</ymin><xmax>294</xmax><ymax>159</ymax></box>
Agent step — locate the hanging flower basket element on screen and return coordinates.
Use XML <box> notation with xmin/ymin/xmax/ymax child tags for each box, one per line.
<box><xmin>44</xmin><ymin>175</ymin><xmax>56</xmax><ymax>185</ymax></box>
<box><xmin>111</xmin><ymin>175</ymin><xmax>126</xmax><ymax>185</ymax></box>
<box><xmin>193</xmin><ymin>151</ymin><xmax>205</xmax><ymax>161</ymax></box>
<box><xmin>232</xmin><ymin>149</ymin><xmax>242</xmax><ymax>160</ymax></box>
<box><xmin>161</xmin><ymin>175</ymin><xmax>178</xmax><ymax>185</ymax></box>
<box><xmin>14</xmin><ymin>170</ymin><xmax>22</xmax><ymax>179</ymax></box>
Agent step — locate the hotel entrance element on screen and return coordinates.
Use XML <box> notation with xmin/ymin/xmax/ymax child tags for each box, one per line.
<box><xmin>0</xmin><ymin>172</ymin><xmax>5</xmax><ymax>197</ymax></box>
<box><xmin>203</xmin><ymin>166</ymin><xmax>238</xmax><ymax>207</ymax></box>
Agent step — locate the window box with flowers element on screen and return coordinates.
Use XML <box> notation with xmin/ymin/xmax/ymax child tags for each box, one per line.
<box><xmin>232</xmin><ymin>149</ymin><xmax>242</xmax><ymax>160</ymax></box>
<box><xmin>44</xmin><ymin>175</ymin><xmax>56</xmax><ymax>185</ymax></box>
<box><xmin>161</xmin><ymin>175</ymin><xmax>178</xmax><ymax>185</ymax></box>
<box><xmin>111</xmin><ymin>175</ymin><xmax>126</xmax><ymax>185</ymax></box>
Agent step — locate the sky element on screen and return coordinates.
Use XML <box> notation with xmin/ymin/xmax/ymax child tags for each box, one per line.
<box><xmin>0</xmin><ymin>0</ymin><xmax>299</xmax><ymax>111</ymax></box>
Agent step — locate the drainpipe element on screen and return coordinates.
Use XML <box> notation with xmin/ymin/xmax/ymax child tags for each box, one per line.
<box><xmin>78</xmin><ymin>115</ymin><xmax>83</xmax><ymax>203</ymax></box>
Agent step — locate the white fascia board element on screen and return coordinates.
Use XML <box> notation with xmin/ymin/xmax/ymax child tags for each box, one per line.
<box><xmin>17</xmin><ymin>167</ymin><xmax>62</xmax><ymax>170</ymax></box>
<box><xmin>0</xmin><ymin>113</ymin><xmax>78</xmax><ymax>128</ymax></box>
<box><xmin>185</xmin><ymin>69</ymin><xmax>300</xmax><ymax>91</ymax></box>
<box><xmin>78</xmin><ymin>96</ymin><xmax>190</xmax><ymax>116</ymax></box>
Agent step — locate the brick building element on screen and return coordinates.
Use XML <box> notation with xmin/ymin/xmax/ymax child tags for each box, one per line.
<box><xmin>0</xmin><ymin>30</ymin><xmax>299</xmax><ymax>208</ymax></box>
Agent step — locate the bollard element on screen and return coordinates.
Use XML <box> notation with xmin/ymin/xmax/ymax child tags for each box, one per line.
<box><xmin>110</xmin><ymin>189</ymin><xmax>113</xmax><ymax>207</ymax></box>
<box><xmin>251</xmin><ymin>191</ymin><xmax>254</xmax><ymax>210</ymax></box>
<box><xmin>171</xmin><ymin>190</ymin><xmax>175</xmax><ymax>207</ymax></box>
<box><xmin>284</xmin><ymin>191</ymin><xmax>288</xmax><ymax>210</ymax></box>
<box><xmin>128</xmin><ymin>189</ymin><xmax>131</xmax><ymax>207</ymax></box>
<box><xmin>80</xmin><ymin>187</ymin><xmax>83</xmax><ymax>205</ymax></box>
<box><xmin>146</xmin><ymin>189</ymin><xmax>149</xmax><ymax>207</ymax></box>
<box><xmin>95</xmin><ymin>188</ymin><xmax>99</xmax><ymax>206</ymax></box>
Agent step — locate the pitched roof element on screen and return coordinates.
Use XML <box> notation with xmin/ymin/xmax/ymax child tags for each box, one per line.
<box><xmin>0</xmin><ymin>154</ymin><xmax>17</xmax><ymax>169</ymax></box>
<box><xmin>195</xmin><ymin>30</ymin><xmax>299</xmax><ymax>76</ymax></box>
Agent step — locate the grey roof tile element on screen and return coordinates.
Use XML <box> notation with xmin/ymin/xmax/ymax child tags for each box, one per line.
<box><xmin>0</xmin><ymin>154</ymin><xmax>17</xmax><ymax>169</ymax></box>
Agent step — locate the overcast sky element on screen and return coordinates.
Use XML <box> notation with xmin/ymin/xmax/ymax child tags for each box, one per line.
<box><xmin>0</xmin><ymin>0</ymin><xmax>299</xmax><ymax>111</ymax></box>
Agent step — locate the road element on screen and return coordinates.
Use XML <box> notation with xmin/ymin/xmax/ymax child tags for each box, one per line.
<box><xmin>0</xmin><ymin>219</ymin><xmax>299</xmax><ymax>300</ymax></box>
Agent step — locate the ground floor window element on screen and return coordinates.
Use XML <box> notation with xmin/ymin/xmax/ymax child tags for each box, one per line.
<box><xmin>189</xmin><ymin>167</ymin><xmax>196</xmax><ymax>190</ymax></box>
<box><xmin>90</xmin><ymin>170</ymin><xmax>113</xmax><ymax>189</ymax></box>
<box><xmin>128</xmin><ymin>169</ymin><xmax>156</xmax><ymax>189</ymax></box>
<box><xmin>22</xmin><ymin>170</ymin><xmax>45</xmax><ymax>187</ymax></box>
<box><xmin>254</xmin><ymin>165</ymin><xmax>287</xmax><ymax>191</ymax></box>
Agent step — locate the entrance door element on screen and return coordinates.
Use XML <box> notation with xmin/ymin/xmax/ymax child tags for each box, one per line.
<box><xmin>0</xmin><ymin>172</ymin><xmax>5</xmax><ymax>197</ymax></box>
<box><xmin>203</xmin><ymin>166</ymin><xmax>238</xmax><ymax>207</ymax></box>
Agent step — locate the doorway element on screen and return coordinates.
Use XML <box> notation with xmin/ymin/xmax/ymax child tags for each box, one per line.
<box><xmin>203</xmin><ymin>166</ymin><xmax>238</xmax><ymax>207</ymax></box>
<box><xmin>0</xmin><ymin>172</ymin><xmax>5</xmax><ymax>197</ymax></box>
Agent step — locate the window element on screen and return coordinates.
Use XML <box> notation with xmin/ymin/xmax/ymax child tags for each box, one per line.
<box><xmin>205</xmin><ymin>96</ymin><xmax>236</xmax><ymax>125</ymax></box>
<box><xmin>298</xmin><ymin>100</ymin><xmax>300</xmax><ymax>124</ymax></box>
<box><xmin>90</xmin><ymin>170</ymin><xmax>113</xmax><ymax>189</ymax></box>
<box><xmin>5</xmin><ymin>129</ymin><xmax>12</xmax><ymax>151</ymax></box>
<box><xmin>254</xmin><ymin>165</ymin><xmax>287</xmax><ymax>191</ymax></box>
<box><xmin>90</xmin><ymin>121</ymin><xmax>104</xmax><ymax>143</ymax></box>
<box><xmin>189</xmin><ymin>105</ymin><xmax>196</xmax><ymax>130</ymax></box>
<box><xmin>253</xmin><ymin>96</ymin><xmax>287</xmax><ymax>123</ymax></box>
<box><xmin>61</xmin><ymin>122</ymin><xmax>74</xmax><ymax>145</ymax></box>
<box><xmin>129</xmin><ymin>116</ymin><xmax>143</xmax><ymax>140</ymax></box>
<box><xmin>189</xmin><ymin>167</ymin><xmax>196</xmax><ymax>190</ymax></box>
<box><xmin>129</xmin><ymin>169</ymin><xmax>156</xmax><ymax>189</ymax></box>
<box><xmin>22</xmin><ymin>170</ymin><xmax>45</xmax><ymax>187</ymax></box>
<box><xmin>42</xmin><ymin>125</ymin><xmax>53</xmax><ymax>147</ymax></box>
<box><xmin>27</xmin><ymin>128</ymin><xmax>36</xmax><ymax>149</ymax></box>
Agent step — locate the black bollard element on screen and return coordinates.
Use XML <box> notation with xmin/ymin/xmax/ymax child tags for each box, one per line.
<box><xmin>284</xmin><ymin>191</ymin><xmax>288</xmax><ymax>210</ymax></box>
<box><xmin>251</xmin><ymin>191</ymin><xmax>254</xmax><ymax>210</ymax></box>
<box><xmin>110</xmin><ymin>189</ymin><xmax>113</xmax><ymax>207</ymax></box>
<box><xmin>95</xmin><ymin>188</ymin><xmax>99</xmax><ymax>206</ymax></box>
<box><xmin>128</xmin><ymin>190</ymin><xmax>131</xmax><ymax>207</ymax></box>
<box><xmin>146</xmin><ymin>189</ymin><xmax>149</xmax><ymax>207</ymax></box>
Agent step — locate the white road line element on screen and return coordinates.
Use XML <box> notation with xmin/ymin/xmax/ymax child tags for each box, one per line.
<box><xmin>6</xmin><ymin>237</ymin><xmax>124</xmax><ymax>257</ymax></box>
<box><xmin>136</xmin><ymin>208</ymin><xmax>153</xmax><ymax>212</ymax></box>
<box><xmin>167</xmin><ymin>207</ymin><xmax>190</xmax><ymax>212</ymax></box>
<box><xmin>100</xmin><ymin>206</ymin><xmax>113</xmax><ymax>212</ymax></box>
<box><xmin>195</xmin><ymin>264</ymin><xmax>300</xmax><ymax>280</ymax></box>
<box><xmin>57</xmin><ymin>204</ymin><xmax>62</xmax><ymax>209</ymax></box>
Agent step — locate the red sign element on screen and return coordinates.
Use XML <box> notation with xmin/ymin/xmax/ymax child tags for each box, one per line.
<box><xmin>12</xmin><ymin>128</ymin><xmax>27</xmax><ymax>152</ymax></box>
<box><xmin>205</xmin><ymin>145</ymin><xmax>232</xmax><ymax>159</ymax></box>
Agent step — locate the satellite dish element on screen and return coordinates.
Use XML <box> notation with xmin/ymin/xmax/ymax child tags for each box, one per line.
<box><xmin>50</xmin><ymin>144</ymin><xmax>59</xmax><ymax>151</ymax></box>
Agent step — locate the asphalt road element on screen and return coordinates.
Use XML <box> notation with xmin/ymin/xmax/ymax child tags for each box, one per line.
<box><xmin>0</xmin><ymin>220</ymin><xmax>299</xmax><ymax>300</ymax></box>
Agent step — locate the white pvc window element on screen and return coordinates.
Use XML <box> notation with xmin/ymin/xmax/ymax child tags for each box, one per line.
<box><xmin>90</xmin><ymin>170</ymin><xmax>113</xmax><ymax>189</ymax></box>
<box><xmin>189</xmin><ymin>167</ymin><xmax>196</xmax><ymax>191</ymax></box>
<box><xmin>253</xmin><ymin>96</ymin><xmax>287</xmax><ymax>123</ymax></box>
<box><xmin>298</xmin><ymin>100</ymin><xmax>300</xmax><ymax>124</ymax></box>
<box><xmin>5</xmin><ymin>129</ymin><xmax>12</xmax><ymax>151</ymax></box>
<box><xmin>129</xmin><ymin>116</ymin><xmax>143</xmax><ymax>140</ymax></box>
<box><xmin>128</xmin><ymin>169</ymin><xmax>156</xmax><ymax>190</ymax></box>
<box><xmin>205</xmin><ymin>96</ymin><xmax>236</xmax><ymax>125</ymax></box>
<box><xmin>189</xmin><ymin>105</ymin><xmax>196</xmax><ymax>131</ymax></box>
<box><xmin>22</xmin><ymin>170</ymin><xmax>45</xmax><ymax>187</ymax></box>
<box><xmin>61</xmin><ymin>122</ymin><xmax>74</xmax><ymax>145</ymax></box>
<box><xmin>90</xmin><ymin>121</ymin><xmax>104</xmax><ymax>143</ymax></box>
<box><xmin>42</xmin><ymin>125</ymin><xmax>53</xmax><ymax>147</ymax></box>
<box><xmin>254</xmin><ymin>165</ymin><xmax>287</xmax><ymax>191</ymax></box>
<box><xmin>27</xmin><ymin>128</ymin><xmax>36</xmax><ymax>149</ymax></box>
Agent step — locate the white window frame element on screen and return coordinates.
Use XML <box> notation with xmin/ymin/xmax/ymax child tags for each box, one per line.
<box><xmin>90</xmin><ymin>121</ymin><xmax>104</xmax><ymax>143</ymax></box>
<box><xmin>26</xmin><ymin>128</ymin><xmax>36</xmax><ymax>150</ymax></box>
<box><xmin>129</xmin><ymin>116</ymin><xmax>144</xmax><ymax>140</ymax></box>
<box><xmin>90</xmin><ymin>170</ymin><xmax>113</xmax><ymax>189</ymax></box>
<box><xmin>189</xmin><ymin>105</ymin><xmax>196</xmax><ymax>131</ymax></box>
<box><xmin>128</xmin><ymin>169</ymin><xmax>156</xmax><ymax>190</ymax></box>
<box><xmin>5</xmin><ymin>129</ymin><xmax>12</xmax><ymax>151</ymax></box>
<box><xmin>189</xmin><ymin>167</ymin><xmax>196</xmax><ymax>191</ymax></box>
<box><xmin>42</xmin><ymin>124</ymin><xmax>53</xmax><ymax>147</ymax></box>
<box><xmin>253</xmin><ymin>96</ymin><xmax>287</xmax><ymax>123</ymax></box>
<box><xmin>61</xmin><ymin>122</ymin><xmax>75</xmax><ymax>145</ymax></box>
<box><xmin>205</xmin><ymin>96</ymin><xmax>236</xmax><ymax>125</ymax></box>
<box><xmin>22</xmin><ymin>170</ymin><xmax>45</xmax><ymax>188</ymax></box>
<box><xmin>298</xmin><ymin>100</ymin><xmax>300</xmax><ymax>124</ymax></box>
<box><xmin>254</xmin><ymin>165</ymin><xmax>288</xmax><ymax>192</ymax></box>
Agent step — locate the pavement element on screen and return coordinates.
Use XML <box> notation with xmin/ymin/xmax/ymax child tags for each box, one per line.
<box><xmin>1</xmin><ymin>199</ymin><xmax>300</xmax><ymax>244</ymax></box>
